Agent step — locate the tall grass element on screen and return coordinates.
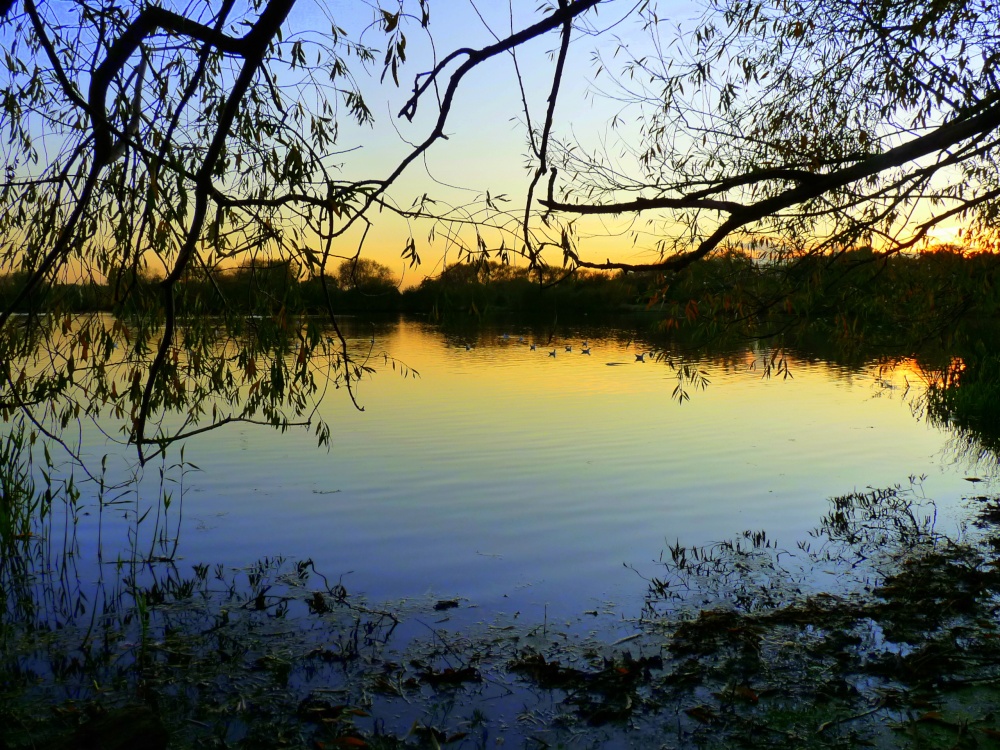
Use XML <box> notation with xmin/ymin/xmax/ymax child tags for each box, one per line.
<box><xmin>0</xmin><ymin>421</ymin><xmax>38</xmax><ymax>556</ymax></box>
<box><xmin>0</xmin><ymin>420</ymin><xmax>46</xmax><ymax>624</ymax></box>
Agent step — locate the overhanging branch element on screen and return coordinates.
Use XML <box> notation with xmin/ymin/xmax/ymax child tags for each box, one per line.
<box><xmin>557</xmin><ymin>97</ymin><xmax>1000</xmax><ymax>272</ymax></box>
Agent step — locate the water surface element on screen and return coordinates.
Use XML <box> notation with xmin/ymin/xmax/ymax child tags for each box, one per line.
<box><xmin>81</xmin><ymin>317</ymin><xmax>975</xmax><ymax>623</ymax></box>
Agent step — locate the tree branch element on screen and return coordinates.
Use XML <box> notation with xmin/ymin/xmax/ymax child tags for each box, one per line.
<box><xmin>330</xmin><ymin>0</ymin><xmax>603</xmax><ymax>242</ymax></box>
<box><xmin>87</xmin><ymin>3</ymin><xmax>270</xmax><ymax>164</ymax></box>
<box><xmin>134</xmin><ymin>0</ymin><xmax>297</xmax><ymax>461</ymax></box>
<box><xmin>562</xmin><ymin>98</ymin><xmax>1000</xmax><ymax>272</ymax></box>
<box><xmin>23</xmin><ymin>0</ymin><xmax>91</xmax><ymax>114</ymax></box>
<box><xmin>522</xmin><ymin>0</ymin><xmax>573</xmax><ymax>266</ymax></box>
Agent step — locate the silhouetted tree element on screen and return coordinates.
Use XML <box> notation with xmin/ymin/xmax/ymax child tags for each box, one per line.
<box><xmin>538</xmin><ymin>1</ymin><xmax>1000</xmax><ymax>276</ymax></box>
<box><xmin>0</xmin><ymin>0</ymin><xmax>600</xmax><ymax>461</ymax></box>
<box><xmin>335</xmin><ymin>258</ymin><xmax>396</xmax><ymax>292</ymax></box>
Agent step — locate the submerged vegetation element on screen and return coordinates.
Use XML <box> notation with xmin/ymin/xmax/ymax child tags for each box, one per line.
<box><xmin>4</xmin><ymin>414</ymin><xmax>1000</xmax><ymax>748</ymax></box>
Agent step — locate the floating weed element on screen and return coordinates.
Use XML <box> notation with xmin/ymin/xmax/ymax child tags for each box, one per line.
<box><xmin>6</xmin><ymin>447</ymin><xmax>1000</xmax><ymax>748</ymax></box>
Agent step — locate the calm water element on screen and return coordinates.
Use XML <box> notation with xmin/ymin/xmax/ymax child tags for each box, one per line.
<box><xmin>72</xmin><ymin>317</ymin><xmax>980</xmax><ymax>622</ymax></box>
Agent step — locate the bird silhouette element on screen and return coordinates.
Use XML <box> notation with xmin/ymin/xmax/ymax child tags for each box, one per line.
<box><xmin>581</xmin><ymin>347</ymin><xmax>591</xmax><ymax>355</ymax></box>
<box><xmin>548</xmin><ymin>349</ymin><xmax>557</xmax><ymax>357</ymax></box>
<box><xmin>530</xmin><ymin>343</ymin><xmax>537</xmax><ymax>351</ymax></box>
<box><xmin>565</xmin><ymin>345</ymin><xmax>572</xmax><ymax>352</ymax></box>
<box><xmin>635</xmin><ymin>352</ymin><xmax>647</xmax><ymax>362</ymax></box>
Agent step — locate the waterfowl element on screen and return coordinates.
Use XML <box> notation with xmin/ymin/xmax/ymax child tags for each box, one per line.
<box><xmin>548</xmin><ymin>350</ymin><xmax>557</xmax><ymax>357</ymax></box>
<box><xmin>565</xmin><ymin>345</ymin><xmax>572</xmax><ymax>352</ymax></box>
<box><xmin>635</xmin><ymin>352</ymin><xmax>646</xmax><ymax>362</ymax></box>
<box><xmin>581</xmin><ymin>347</ymin><xmax>591</xmax><ymax>355</ymax></box>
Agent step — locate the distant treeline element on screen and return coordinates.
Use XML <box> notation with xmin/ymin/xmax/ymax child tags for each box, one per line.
<box><xmin>0</xmin><ymin>257</ymin><xmax>645</xmax><ymax>319</ymax></box>
<box><xmin>3</xmin><ymin>247</ymin><xmax>1000</xmax><ymax>338</ymax></box>
<box><xmin>647</xmin><ymin>246</ymin><xmax>1000</xmax><ymax>346</ymax></box>
<box><xmin>0</xmin><ymin>258</ymin><xmax>403</xmax><ymax>317</ymax></box>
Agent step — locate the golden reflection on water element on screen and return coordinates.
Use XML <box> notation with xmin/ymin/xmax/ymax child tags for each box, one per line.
<box><xmin>64</xmin><ymin>318</ymin><xmax>984</xmax><ymax>618</ymax></box>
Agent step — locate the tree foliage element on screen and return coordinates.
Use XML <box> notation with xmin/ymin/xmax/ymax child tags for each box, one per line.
<box><xmin>335</xmin><ymin>258</ymin><xmax>396</xmax><ymax>292</ymax></box>
<box><xmin>0</xmin><ymin>0</ymin><xmax>599</xmax><ymax>462</ymax></box>
<box><xmin>543</xmin><ymin>0</ymin><xmax>1000</xmax><ymax>273</ymax></box>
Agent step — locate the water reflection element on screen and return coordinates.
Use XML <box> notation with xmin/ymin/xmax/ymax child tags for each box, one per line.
<box><xmin>81</xmin><ymin>317</ymin><xmax>969</xmax><ymax>620</ymax></box>
<box><xmin>2</xmin><ymin>316</ymin><xmax>988</xmax><ymax>623</ymax></box>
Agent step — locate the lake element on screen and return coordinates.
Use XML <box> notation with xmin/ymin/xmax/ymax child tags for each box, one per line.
<box><xmin>60</xmin><ymin>315</ymin><xmax>981</xmax><ymax>629</ymax></box>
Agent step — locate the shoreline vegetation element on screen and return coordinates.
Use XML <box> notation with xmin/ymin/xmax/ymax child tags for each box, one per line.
<box><xmin>2</xmin><ymin>246</ymin><xmax>998</xmax><ymax>330</ymax></box>
<box><xmin>7</xmin><ymin>0</ymin><xmax>1000</xmax><ymax>742</ymax></box>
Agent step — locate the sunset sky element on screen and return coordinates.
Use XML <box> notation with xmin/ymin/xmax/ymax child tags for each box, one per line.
<box><xmin>287</xmin><ymin>0</ymin><xmax>979</xmax><ymax>286</ymax></box>
<box><xmin>284</xmin><ymin>0</ymin><xmax>701</xmax><ymax>282</ymax></box>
